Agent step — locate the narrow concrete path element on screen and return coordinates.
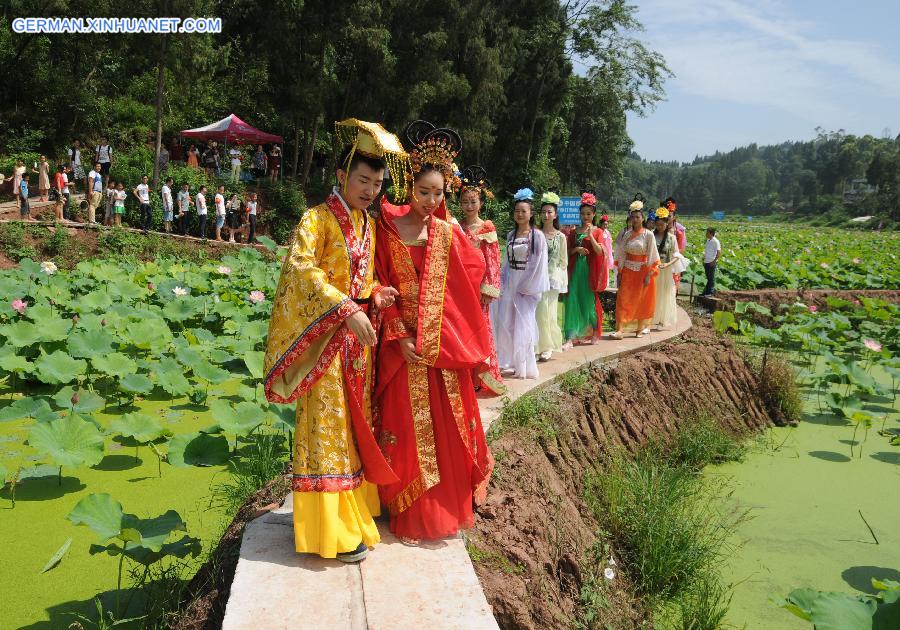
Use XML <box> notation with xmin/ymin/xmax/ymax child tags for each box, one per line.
<box><xmin>223</xmin><ymin>307</ymin><xmax>693</xmax><ymax>629</ymax></box>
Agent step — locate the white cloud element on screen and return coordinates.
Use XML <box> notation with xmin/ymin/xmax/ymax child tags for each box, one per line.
<box><xmin>637</xmin><ymin>0</ymin><xmax>900</xmax><ymax>117</ymax></box>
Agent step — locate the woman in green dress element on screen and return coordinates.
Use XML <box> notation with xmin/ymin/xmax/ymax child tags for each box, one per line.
<box><xmin>563</xmin><ymin>193</ymin><xmax>612</xmax><ymax>345</ymax></box>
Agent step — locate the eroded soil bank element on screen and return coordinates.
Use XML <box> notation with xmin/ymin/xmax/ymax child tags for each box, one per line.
<box><xmin>469</xmin><ymin>322</ymin><xmax>779</xmax><ymax>629</ymax></box>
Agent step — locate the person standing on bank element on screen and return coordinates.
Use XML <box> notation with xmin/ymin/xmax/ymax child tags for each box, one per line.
<box><xmin>492</xmin><ymin>188</ymin><xmax>550</xmax><ymax>379</ymax></box>
<box><xmin>87</xmin><ymin>163</ymin><xmax>104</xmax><ymax>224</ymax></box>
<box><xmin>611</xmin><ymin>207</ymin><xmax>659</xmax><ymax>339</ymax></box>
<box><xmin>161</xmin><ymin>177</ymin><xmax>174</xmax><ymax>234</ymax></box>
<box><xmin>134</xmin><ymin>174</ymin><xmax>153</xmax><ymax>233</ymax></box>
<box><xmin>95</xmin><ymin>137</ymin><xmax>113</xmax><ymax>187</ymax></box>
<box><xmin>563</xmin><ymin>193</ymin><xmax>611</xmax><ymax>346</ymax></box>
<box><xmin>536</xmin><ymin>192</ymin><xmax>568</xmax><ymax>360</ymax></box>
<box><xmin>245</xmin><ymin>191</ymin><xmax>259</xmax><ymax>243</ymax></box>
<box><xmin>196</xmin><ymin>185</ymin><xmax>209</xmax><ymax>239</ymax></box>
<box><xmin>264</xmin><ymin>118</ymin><xmax>402</xmax><ymax>562</ymax></box>
<box><xmin>701</xmin><ymin>228</ymin><xmax>721</xmax><ymax>296</ymax></box>
<box><xmin>32</xmin><ymin>155</ymin><xmax>50</xmax><ymax>201</ymax></box>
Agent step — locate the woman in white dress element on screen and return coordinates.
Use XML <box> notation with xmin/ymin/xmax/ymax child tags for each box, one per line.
<box><xmin>536</xmin><ymin>192</ymin><xmax>567</xmax><ymax>361</ymax></box>
<box><xmin>492</xmin><ymin>188</ymin><xmax>549</xmax><ymax>379</ymax></box>
<box><xmin>652</xmin><ymin>208</ymin><xmax>678</xmax><ymax>328</ymax></box>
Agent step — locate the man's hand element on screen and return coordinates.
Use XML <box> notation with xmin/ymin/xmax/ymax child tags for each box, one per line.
<box><xmin>346</xmin><ymin>310</ymin><xmax>377</xmax><ymax>346</ymax></box>
<box><xmin>374</xmin><ymin>286</ymin><xmax>399</xmax><ymax>310</ymax></box>
<box><xmin>399</xmin><ymin>337</ymin><xmax>423</xmax><ymax>363</ymax></box>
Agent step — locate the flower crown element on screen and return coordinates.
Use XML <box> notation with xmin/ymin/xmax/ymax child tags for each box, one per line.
<box><xmin>581</xmin><ymin>192</ymin><xmax>597</xmax><ymax>207</ymax></box>
<box><xmin>405</xmin><ymin>120</ymin><xmax>461</xmax><ymax>191</ymax></box>
<box><xmin>514</xmin><ymin>188</ymin><xmax>534</xmax><ymax>202</ymax></box>
<box><xmin>541</xmin><ymin>191</ymin><xmax>561</xmax><ymax>206</ymax></box>
<box><xmin>459</xmin><ymin>165</ymin><xmax>494</xmax><ymax>200</ymax></box>
<box><xmin>656</xmin><ymin>207</ymin><xmax>670</xmax><ymax>219</ymax></box>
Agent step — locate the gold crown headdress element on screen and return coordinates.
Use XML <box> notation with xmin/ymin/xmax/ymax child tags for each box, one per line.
<box><xmin>405</xmin><ymin>120</ymin><xmax>462</xmax><ymax>192</ymax></box>
<box><xmin>335</xmin><ymin>118</ymin><xmax>411</xmax><ymax>202</ymax></box>
<box><xmin>459</xmin><ymin>165</ymin><xmax>494</xmax><ymax>199</ymax></box>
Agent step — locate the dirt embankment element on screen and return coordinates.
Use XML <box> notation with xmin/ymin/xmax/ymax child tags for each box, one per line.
<box><xmin>704</xmin><ymin>289</ymin><xmax>900</xmax><ymax>314</ymax></box>
<box><xmin>470</xmin><ymin>322</ymin><xmax>777</xmax><ymax>629</ymax></box>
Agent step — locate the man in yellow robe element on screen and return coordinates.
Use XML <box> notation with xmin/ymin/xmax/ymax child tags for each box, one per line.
<box><xmin>263</xmin><ymin>119</ymin><xmax>408</xmax><ymax>561</ymax></box>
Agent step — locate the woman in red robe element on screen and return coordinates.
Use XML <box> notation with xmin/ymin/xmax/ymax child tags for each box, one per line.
<box><xmin>375</xmin><ymin>121</ymin><xmax>493</xmax><ymax>543</ymax></box>
<box><xmin>458</xmin><ymin>165</ymin><xmax>504</xmax><ymax>395</ymax></box>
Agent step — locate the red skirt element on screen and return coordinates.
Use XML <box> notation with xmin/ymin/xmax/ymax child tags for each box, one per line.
<box><xmin>377</xmin><ymin>359</ymin><xmax>490</xmax><ymax>540</ymax></box>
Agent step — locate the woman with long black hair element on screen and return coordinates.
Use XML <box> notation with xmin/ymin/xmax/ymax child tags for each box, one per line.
<box><xmin>491</xmin><ymin>188</ymin><xmax>549</xmax><ymax>379</ymax></box>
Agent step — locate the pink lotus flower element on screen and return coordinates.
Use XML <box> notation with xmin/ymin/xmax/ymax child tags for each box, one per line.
<box><xmin>794</xmin><ymin>259</ymin><xmax>802</xmax><ymax>265</ymax></box>
<box><xmin>853</xmin><ymin>299</ymin><xmax>861</xmax><ymax>306</ymax></box>
<box><xmin>864</xmin><ymin>339</ymin><xmax>882</xmax><ymax>353</ymax></box>
<box><xmin>217</xmin><ymin>265</ymin><xmax>232</xmax><ymax>275</ymax></box>
<box><xmin>248</xmin><ymin>290</ymin><xmax>266</xmax><ymax>304</ymax></box>
<box><xmin>172</xmin><ymin>286</ymin><xmax>188</xmax><ymax>297</ymax></box>
<box><xmin>852</xmin><ymin>258</ymin><xmax>861</xmax><ymax>264</ymax></box>
<box><xmin>820</xmin><ymin>262</ymin><xmax>829</xmax><ymax>269</ymax></box>
<box><xmin>11</xmin><ymin>298</ymin><xmax>26</xmax><ymax>314</ymax></box>
<box><xmin>808</xmin><ymin>305</ymin><xmax>818</xmax><ymax>313</ymax></box>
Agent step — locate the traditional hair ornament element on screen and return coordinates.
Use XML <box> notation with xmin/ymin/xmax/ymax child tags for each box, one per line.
<box><xmin>665</xmin><ymin>196</ymin><xmax>677</xmax><ymax>211</ymax></box>
<box><xmin>514</xmin><ymin>188</ymin><xmax>534</xmax><ymax>202</ymax></box>
<box><xmin>581</xmin><ymin>192</ymin><xmax>597</xmax><ymax>207</ymax></box>
<box><xmin>600</xmin><ymin>215</ymin><xmax>609</xmax><ymax>223</ymax></box>
<box><xmin>459</xmin><ymin>165</ymin><xmax>494</xmax><ymax>200</ymax></box>
<box><xmin>647</xmin><ymin>211</ymin><xmax>658</xmax><ymax>223</ymax></box>
<box><xmin>404</xmin><ymin>120</ymin><xmax>462</xmax><ymax>192</ymax></box>
<box><xmin>335</xmin><ymin>118</ymin><xmax>411</xmax><ymax>201</ymax></box>
<box><xmin>656</xmin><ymin>207</ymin><xmax>670</xmax><ymax>219</ymax></box>
<box><xmin>541</xmin><ymin>191</ymin><xmax>561</xmax><ymax>207</ymax></box>
<box><xmin>629</xmin><ymin>192</ymin><xmax>645</xmax><ymax>212</ymax></box>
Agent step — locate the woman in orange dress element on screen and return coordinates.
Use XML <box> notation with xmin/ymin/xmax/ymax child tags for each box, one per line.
<box><xmin>458</xmin><ymin>165</ymin><xmax>504</xmax><ymax>395</ymax></box>
<box><xmin>186</xmin><ymin>144</ymin><xmax>200</xmax><ymax>169</ymax></box>
<box><xmin>611</xmin><ymin>207</ymin><xmax>660</xmax><ymax>338</ymax></box>
<box><xmin>375</xmin><ymin>121</ymin><xmax>493</xmax><ymax>543</ymax></box>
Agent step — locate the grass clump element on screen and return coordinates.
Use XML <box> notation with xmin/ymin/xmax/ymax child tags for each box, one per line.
<box><xmin>658</xmin><ymin>413</ymin><xmax>747</xmax><ymax>470</ymax></box>
<box><xmin>489</xmin><ymin>390</ymin><xmax>558</xmax><ymax>441</ymax></box>
<box><xmin>558</xmin><ymin>367</ymin><xmax>590</xmax><ymax>394</ymax></box>
<box><xmin>213</xmin><ymin>431</ymin><xmax>289</xmax><ymax>512</ymax></box>
<box><xmin>583</xmin><ymin>420</ymin><xmax>748</xmax><ymax>627</ymax></box>
<box><xmin>586</xmin><ymin>455</ymin><xmax>736</xmax><ymax>598</ymax></box>
<box><xmin>465</xmin><ymin>537</ymin><xmax>524</xmax><ymax>575</ymax></box>
<box><xmin>753</xmin><ymin>350</ymin><xmax>803</xmax><ymax>424</ymax></box>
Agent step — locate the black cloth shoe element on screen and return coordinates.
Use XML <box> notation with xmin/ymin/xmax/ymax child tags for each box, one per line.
<box><xmin>336</xmin><ymin>542</ymin><xmax>369</xmax><ymax>563</ymax></box>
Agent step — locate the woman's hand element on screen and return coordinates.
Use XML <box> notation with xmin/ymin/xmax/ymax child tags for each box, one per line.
<box><xmin>346</xmin><ymin>311</ymin><xmax>377</xmax><ymax>346</ymax></box>
<box><xmin>399</xmin><ymin>337</ymin><xmax>423</xmax><ymax>363</ymax></box>
<box><xmin>374</xmin><ymin>286</ymin><xmax>399</xmax><ymax>310</ymax></box>
<box><xmin>573</xmin><ymin>246</ymin><xmax>589</xmax><ymax>256</ymax></box>
<box><xmin>480</xmin><ymin>293</ymin><xmax>495</xmax><ymax>306</ymax></box>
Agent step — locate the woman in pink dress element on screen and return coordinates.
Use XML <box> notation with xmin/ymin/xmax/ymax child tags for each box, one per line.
<box><xmin>458</xmin><ymin>166</ymin><xmax>505</xmax><ymax>395</ymax></box>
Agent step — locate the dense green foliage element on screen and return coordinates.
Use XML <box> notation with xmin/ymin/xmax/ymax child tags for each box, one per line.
<box><xmin>0</xmin><ymin>0</ymin><xmax>669</xmax><ymax>197</ymax></box>
<box><xmin>610</xmin><ymin>130</ymin><xmax>900</xmax><ymax>225</ymax></box>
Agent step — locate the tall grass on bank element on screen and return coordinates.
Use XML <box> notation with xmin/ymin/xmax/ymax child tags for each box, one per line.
<box><xmin>582</xmin><ymin>415</ymin><xmax>748</xmax><ymax>628</ymax></box>
<box><xmin>750</xmin><ymin>350</ymin><xmax>803</xmax><ymax>425</ymax></box>
<box><xmin>213</xmin><ymin>430</ymin><xmax>289</xmax><ymax>512</ymax></box>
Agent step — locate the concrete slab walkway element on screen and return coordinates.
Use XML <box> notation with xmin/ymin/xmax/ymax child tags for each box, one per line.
<box><xmin>223</xmin><ymin>307</ymin><xmax>693</xmax><ymax>629</ymax></box>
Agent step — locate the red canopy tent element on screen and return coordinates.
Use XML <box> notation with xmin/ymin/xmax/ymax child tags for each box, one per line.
<box><xmin>180</xmin><ymin>114</ymin><xmax>283</xmax><ymax>145</ymax></box>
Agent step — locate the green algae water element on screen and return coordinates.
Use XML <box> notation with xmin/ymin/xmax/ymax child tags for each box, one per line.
<box><xmin>709</xmin><ymin>377</ymin><xmax>900</xmax><ymax>628</ymax></box>
<box><xmin>0</xmin><ymin>395</ymin><xmax>237</xmax><ymax>629</ymax></box>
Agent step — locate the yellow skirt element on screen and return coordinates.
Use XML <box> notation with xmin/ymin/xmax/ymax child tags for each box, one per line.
<box><xmin>293</xmin><ymin>480</ymin><xmax>382</xmax><ymax>557</ymax></box>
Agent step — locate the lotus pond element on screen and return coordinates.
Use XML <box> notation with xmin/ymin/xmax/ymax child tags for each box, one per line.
<box><xmin>677</xmin><ymin>220</ymin><xmax>899</xmax><ymax>290</ymax></box>
<box><xmin>711</xmin><ymin>295</ymin><xmax>900</xmax><ymax>629</ymax></box>
<box><xmin>0</xmin><ymin>246</ymin><xmax>295</xmax><ymax>628</ymax></box>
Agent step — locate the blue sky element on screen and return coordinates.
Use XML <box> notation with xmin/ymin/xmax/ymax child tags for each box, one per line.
<box><xmin>624</xmin><ymin>0</ymin><xmax>900</xmax><ymax>162</ymax></box>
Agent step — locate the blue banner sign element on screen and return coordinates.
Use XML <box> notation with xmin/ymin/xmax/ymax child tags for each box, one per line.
<box><xmin>558</xmin><ymin>196</ymin><xmax>582</xmax><ymax>225</ymax></box>
<box><xmin>711</xmin><ymin>211</ymin><xmax>725</xmax><ymax>220</ymax></box>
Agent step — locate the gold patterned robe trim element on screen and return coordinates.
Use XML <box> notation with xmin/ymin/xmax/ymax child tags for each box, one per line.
<box><xmin>417</xmin><ymin>217</ymin><xmax>452</xmax><ymax>365</ymax></box>
<box><xmin>387</xmin><ymin>361</ymin><xmax>440</xmax><ymax>515</ymax></box>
